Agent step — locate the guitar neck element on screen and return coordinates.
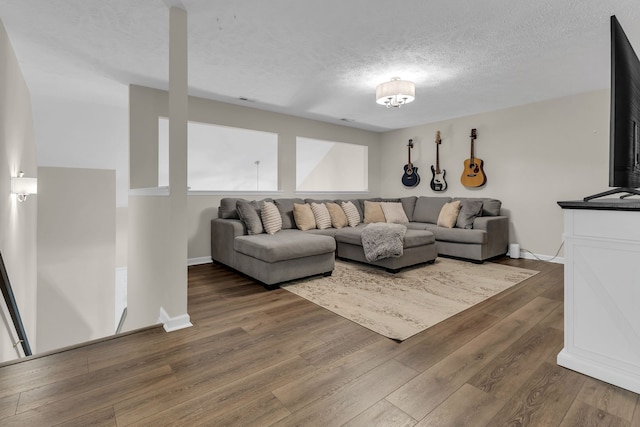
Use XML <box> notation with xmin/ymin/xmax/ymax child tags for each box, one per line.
<box><xmin>469</xmin><ymin>129</ymin><xmax>477</xmax><ymax>161</ymax></box>
<box><xmin>435</xmin><ymin>143</ymin><xmax>440</xmax><ymax>173</ymax></box>
<box><xmin>470</xmin><ymin>139</ymin><xmax>475</xmax><ymax>162</ymax></box>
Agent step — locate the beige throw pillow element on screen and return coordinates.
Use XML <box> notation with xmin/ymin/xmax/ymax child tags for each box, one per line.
<box><xmin>364</xmin><ymin>200</ymin><xmax>386</xmax><ymax>223</ymax></box>
<box><xmin>437</xmin><ymin>200</ymin><xmax>462</xmax><ymax>228</ymax></box>
<box><xmin>380</xmin><ymin>202</ymin><xmax>409</xmax><ymax>224</ymax></box>
<box><xmin>311</xmin><ymin>203</ymin><xmax>332</xmax><ymax>229</ymax></box>
<box><xmin>341</xmin><ymin>201</ymin><xmax>361</xmax><ymax>227</ymax></box>
<box><xmin>326</xmin><ymin>202</ymin><xmax>348</xmax><ymax>228</ymax></box>
<box><xmin>293</xmin><ymin>203</ymin><xmax>316</xmax><ymax>230</ymax></box>
<box><xmin>261</xmin><ymin>201</ymin><xmax>282</xmax><ymax>235</ymax></box>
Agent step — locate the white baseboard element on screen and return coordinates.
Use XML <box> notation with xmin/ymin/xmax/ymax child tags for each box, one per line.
<box><xmin>158</xmin><ymin>307</ymin><xmax>193</xmax><ymax>332</ymax></box>
<box><xmin>518</xmin><ymin>250</ymin><xmax>564</xmax><ymax>264</ymax></box>
<box><xmin>188</xmin><ymin>256</ymin><xmax>212</xmax><ymax>266</ymax></box>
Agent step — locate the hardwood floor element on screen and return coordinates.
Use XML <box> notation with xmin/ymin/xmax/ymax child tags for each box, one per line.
<box><xmin>1</xmin><ymin>257</ymin><xmax>639</xmax><ymax>426</ymax></box>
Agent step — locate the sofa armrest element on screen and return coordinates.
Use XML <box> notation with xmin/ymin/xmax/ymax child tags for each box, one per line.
<box><xmin>473</xmin><ymin>215</ymin><xmax>509</xmax><ymax>258</ymax></box>
<box><xmin>211</xmin><ymin>218</ymin><xmax>246</xmax><ymax>267</ymax></box>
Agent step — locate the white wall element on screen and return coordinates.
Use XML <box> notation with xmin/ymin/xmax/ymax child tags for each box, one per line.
<box><xmin>0</xmin><ymin>19</ymin><xmax>38</xmax><ymax>362</ymax></box>
<box><xmin>125</xmin><ymin>8</ymin><xmax>190</xmax><ymax>332</ymax></box>
<box><xmin>125</xmin><ymin>194</ymin><xmax>168</xmax><ymax>331</ymax></box>
<box><xmin>31</xmin><ymin>92</ymin><xmax>128</xmax><ymax>271</ymax></box>
<box><xmin>128</xmin><ymin>85</ymin><xmax>382</xmax><ymax>263</ymax></box>
<box><xmin>379</xmin><ymin>90</ymin><xmax>610</xmax><ymax>258</ymax></box>
<box><xmin>36</xmin><ymin>167</ymin><xmax>116</xmax><ymax>353</ymax></box>
<box><xmin>32</xmin><ymin>94</ymin><xmax>128</xmax><ymax>206</ymax></box>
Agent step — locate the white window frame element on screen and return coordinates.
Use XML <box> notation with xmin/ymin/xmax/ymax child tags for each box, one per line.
<box><xmin>158</xmin><ymin>118</ymin><xmax>279</xmax><ymax>193</ymax></box>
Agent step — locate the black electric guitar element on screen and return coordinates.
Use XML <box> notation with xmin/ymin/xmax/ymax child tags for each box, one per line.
<box><xmin>401</xmin><ymin>139</ymin><xmax>420</xmax><ymax>187</ymax></box>
<box><xmin>460</xmin><ymin>128</ymin><xmax>487</xmax><ymax>187</ymax></box>
<box><xmin>430</xmin><ymin>130</ymin><xmax>447</xmax><ymax>192</ymax></box>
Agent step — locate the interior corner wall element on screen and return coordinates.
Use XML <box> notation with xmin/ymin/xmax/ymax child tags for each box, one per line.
<box><xmin>128</xmin><ymin>85</ymin><xmax>382</xmax><ymax>263</ymax></box>
<box><xmin>36</xmin><ymin>167</ymin><xmax>116</xmax><ymax>353</ymax></box>
<box><xmin>0</xmin><ymin>19</ymin><xmax>38</xmax><ymax>362</ymax></box>
<box><xmin>379</xmin><ymin>89</ymin><xmax>610</xmax><ymax>258</ymax></box>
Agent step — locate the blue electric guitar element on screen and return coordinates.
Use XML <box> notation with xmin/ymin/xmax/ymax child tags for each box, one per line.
<box><xmin>401</xmin><ymin>139</ymin><xmax>420</xmax><ymax>187</ymax></box>
<box><xmin>430</xmin><ymin>130</ymin><xmax>447</xmax><ymax>192</ymax></box>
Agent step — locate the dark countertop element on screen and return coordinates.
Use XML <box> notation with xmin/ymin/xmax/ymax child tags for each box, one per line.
<box><xmin>558</xmin><ymin>198</ymin><xmax>640</xmax><ymax>211</ymax></box>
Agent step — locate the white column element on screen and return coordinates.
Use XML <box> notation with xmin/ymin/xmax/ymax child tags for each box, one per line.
<box><xmin>162</xmin><ymin>6</ymin><xmax>191</xmax><ymax>331</ymax></box>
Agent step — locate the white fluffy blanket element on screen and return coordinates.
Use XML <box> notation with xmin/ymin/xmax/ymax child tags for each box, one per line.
<box><xmin>361</xmin><ymin>223</ymin><xmax>407</xmax><ymax>262</ymax></box>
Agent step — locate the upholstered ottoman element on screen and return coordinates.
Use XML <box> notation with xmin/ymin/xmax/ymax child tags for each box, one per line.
<box><xmin>334</xmin><ymin>227</ymin><xmax>437</xmax><ymax>272</ymax></box>
<box><xmin>233</xmin><ymin>230</ymin><xmax>336</xmax><ymax>288</ymax></box>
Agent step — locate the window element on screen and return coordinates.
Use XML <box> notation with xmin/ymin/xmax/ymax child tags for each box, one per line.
<box><xmin>159</xmin><ymin>118</ymin><xmax>278</xmax><ymax>191</ymax></box>
<box><xmin>296</xmin><ymin>137</ymin><xmax>368</xmax><ymax>192</ymax></box>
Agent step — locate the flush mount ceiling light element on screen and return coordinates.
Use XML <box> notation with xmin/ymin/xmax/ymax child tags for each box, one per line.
<box><xmin>376</xmin><ymin>77</ymin><xmax>415</xmax><ymax>108</ymax></box>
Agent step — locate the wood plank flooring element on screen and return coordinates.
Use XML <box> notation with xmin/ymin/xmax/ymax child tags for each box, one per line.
<box><xmin>1</xmin><ymin>257</ymin><xmax>639</xmax><ymax>426</ymax></box>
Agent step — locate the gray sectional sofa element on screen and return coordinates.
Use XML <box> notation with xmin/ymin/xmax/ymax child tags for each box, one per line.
<box><xmin>210</xmin><ymin>196</ymin><xmax>509</xmax><ymax>288</ymax></box>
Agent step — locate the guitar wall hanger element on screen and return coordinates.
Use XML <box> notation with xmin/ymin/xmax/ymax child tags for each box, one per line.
<box><xmin>402</xmin><ymin>139</ymin><xmax>420</xmax><ymax>187</ymax></box>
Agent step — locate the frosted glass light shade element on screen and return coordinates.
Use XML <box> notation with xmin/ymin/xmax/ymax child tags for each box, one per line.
<box><xmin>11</xmin><ymin>175</ymin><xmax>37</xmax><ymax>201</ymax></box>
<box><xmin>376</xmin><ymin>77</ymin><xmax>415</xmax><ymax>108</ymax></box>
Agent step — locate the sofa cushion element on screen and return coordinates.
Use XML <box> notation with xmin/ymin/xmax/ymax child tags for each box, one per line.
<box><xmin>380</xmin><ymin>202</ymin><xmax>409</xmax><ymax>224</ymax></box>
<box><xmin>413</xmin><ymin>196</ymin><xmax>452</xmax><ymax>224</ymax></box>
<box><xmin>456</xmin><ymin>199</ymin><xmax>484</xmax><ymax>229</ymax></box>
<box><xmin>274</xmin><ymin>198</ymin><xmax>305</xmax><ymax>229</ymax></box>
<box><xmin>304</xmin><ymin>228</ymin><xmax>338</xmax><ymax>237</ymax></box>
<box><xmin>400</xmin><ymin>196</ymin><xmax>417</xmax><ymax>221</ymax></box>
<box><xmin>293</xmin><ymin>203</ymin><xmax>316</xmax><ymax>231</ymax></box>
<box><xmin>364</xmin><ymin>200</ymin><xmax>386</xmax><ymax>223</ymax></box>
<box><xmin>234</xmin><ymin>230</ymin><xmax>335</xmax><ymax>263</ymax></box>
<box><xmin>326</xmin><ymin>202</ymin><xmax>348</xmax><ymax>228</ymax></box>
<box><xmin>437</xmin><ymin>200</ymin><xmax>462</xmax><ymax>228</ymax></box>
<box><xmin>402</xmin><ymin>229</ymin><xmax>436</xmax><ymax>248</ymax></box>
<box><xmin>311</xmin><ymin>202</ymin><xmax>332</xmax><ymax>229</ymax></box>
<box><xmin>305</xmin><ymin>198</ymin><xmax>334</xmax><ymax>205</ymax></box>
<box><xmin>219</xmin><ymin>198</ymin><xmax>241</xmax><ymax>219</ymax></box>
<box><xmin>261</xmin><ymin>201</ymin><xmax>282</xmax><ymax>235</ymax></box>
<box><xmin>423</xmin><ymin>224</ymin><xmax>487</xmax><ymax>244</ymax></box>
<box><xmin>454</xmin><ymin>197</ymin><xmax>501</xmax><ymax>217</ymax></box>
<box><xmin>237</xmin><ymin>200</ymin><xmax>264</xmax><ymax>235</ymax></box>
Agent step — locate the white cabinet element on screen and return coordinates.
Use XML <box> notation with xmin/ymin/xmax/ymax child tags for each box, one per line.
<box><xmin>558</xmin><ymin>205</ymin><xmax>640</xmax><ymax>394</ymax></box>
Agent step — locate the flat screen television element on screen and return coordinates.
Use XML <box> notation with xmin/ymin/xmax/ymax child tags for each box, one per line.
<box><xmin>585</xmin><ymin>15</ymin><xmax>640</xmax><ymax>201</ymax></box>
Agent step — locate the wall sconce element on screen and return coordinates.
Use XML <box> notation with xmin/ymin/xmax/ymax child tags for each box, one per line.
<box><xmin>11</xmin><ymin>171</ymin><xmax>37</xmax><ymax>202</ymax></box>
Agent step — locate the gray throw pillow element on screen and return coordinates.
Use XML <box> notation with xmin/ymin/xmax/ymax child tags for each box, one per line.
<box><xmin>236</xmin><ymin>200</ymin><xmax>263</xmax><ymax>235</ymax></box>
<box><xmin>274</xmin><ymin>198</ymin><xmax>305</xmax><ymax>229</ymax></box>
<box><xmin>455</xmin><ymin>200</ymin><xmax>484</xmax><ymax>229</ymax></box>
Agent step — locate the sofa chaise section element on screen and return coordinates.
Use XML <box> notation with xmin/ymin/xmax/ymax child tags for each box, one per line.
<box><xmin>211</xmin><ymin>219</ymin><xmax>335</xmax><ymax>287</ymax></box>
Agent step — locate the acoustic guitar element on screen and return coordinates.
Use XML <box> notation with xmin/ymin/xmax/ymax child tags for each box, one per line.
<box><xmin>430</xmin><ymin>130</ymin><xmax>447</xmax><ymax>192</ymax></box>
<box><xmin>460</xmin><ymin>128</ymin><xmax>486</xmax><ymax>187</ymax></box>
<box><xmin>401</xmin><ymin>139</ymin><xmax>420</xmax><ymax>187</ymax></box>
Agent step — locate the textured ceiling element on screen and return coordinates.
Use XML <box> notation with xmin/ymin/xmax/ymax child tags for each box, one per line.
<box><xmin>1</xmin><ymin>0</ymin><xmax>639</xmax><ymax>132</ymax></box>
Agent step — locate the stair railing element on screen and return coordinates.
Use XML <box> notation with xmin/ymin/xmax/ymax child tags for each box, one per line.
<box><xmin>0</xmin><ymin>251</ymin><xmax>32</xmax><ymax>357</ymax></box>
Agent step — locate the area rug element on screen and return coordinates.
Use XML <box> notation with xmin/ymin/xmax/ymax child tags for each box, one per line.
<box><xmin>282</xmin><ymin>258</ymin><xmax>538</xmax><ymax>341</ymax></box>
